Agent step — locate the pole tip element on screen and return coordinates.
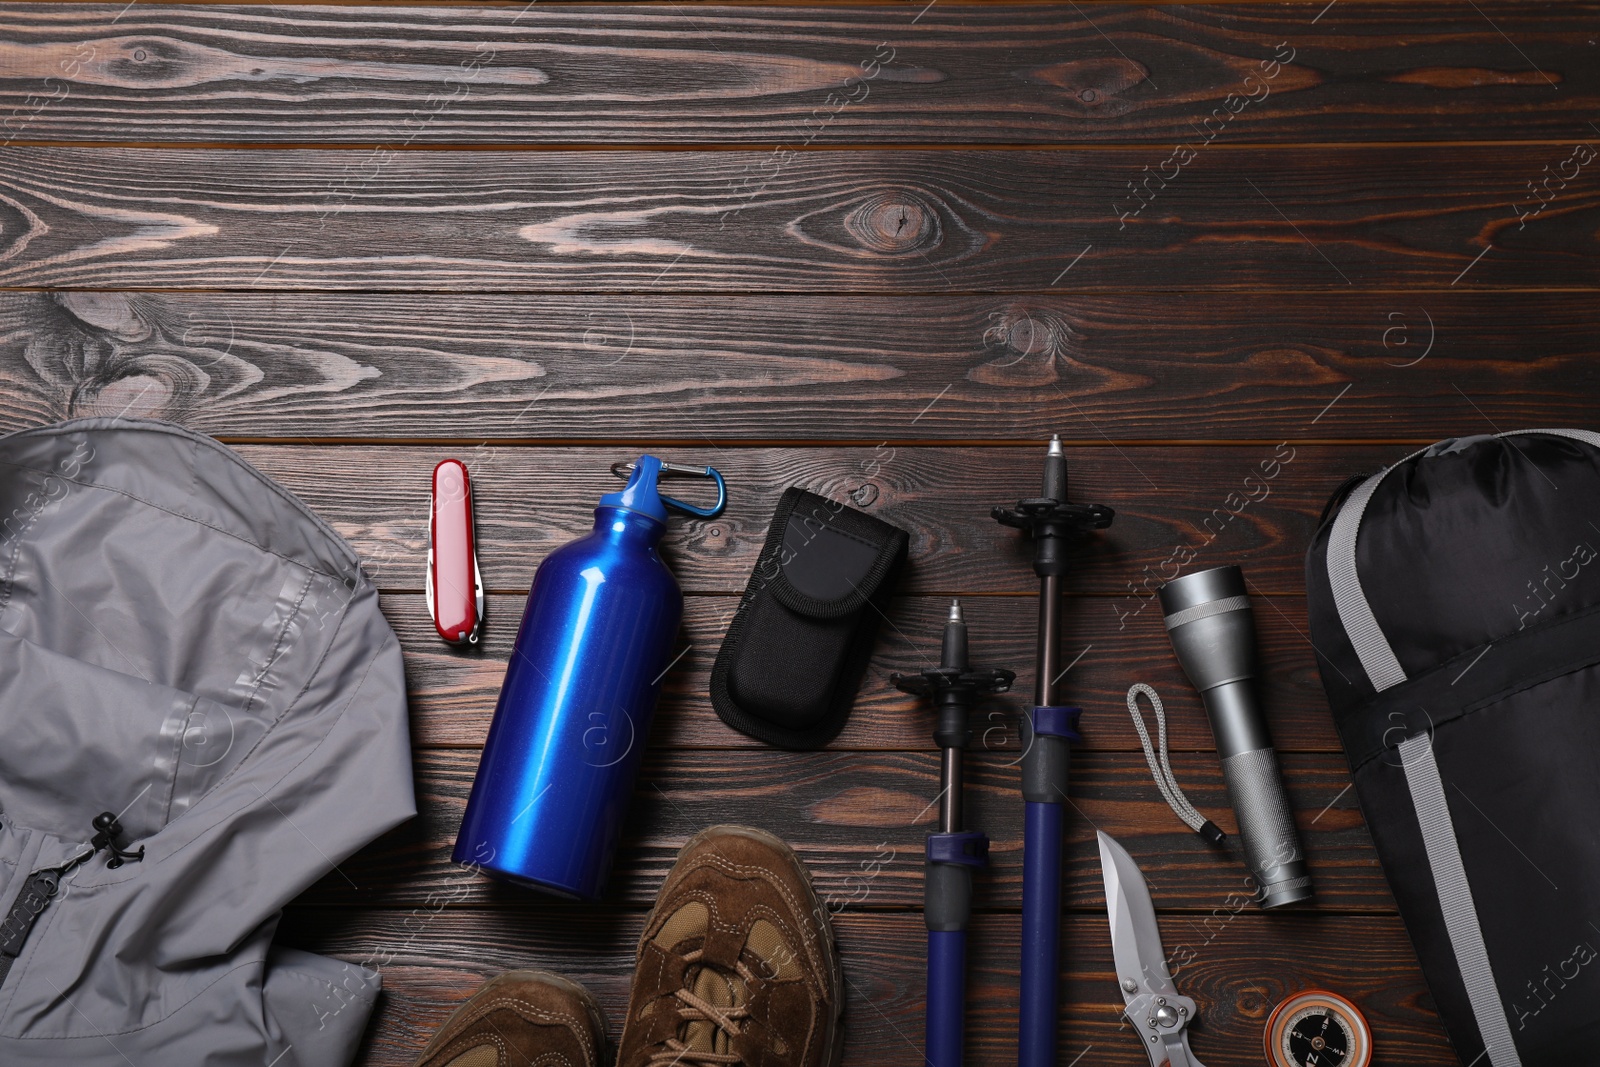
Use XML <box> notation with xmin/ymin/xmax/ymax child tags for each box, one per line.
<box><xmin>1047</xmin><ymin>434</ymin><xmax>1064</xmax><ymax>456</ymax></box>
<box><xmin>947</xmin><ymin>598</ymin><xmax>964</xmax><ymax>623</ymax></box>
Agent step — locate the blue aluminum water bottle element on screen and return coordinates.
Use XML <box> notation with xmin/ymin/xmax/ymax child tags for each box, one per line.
<box><xmin>453</xmin><ymin>455</ymin><xmax>725</xmax><ymax>899</ymax></box>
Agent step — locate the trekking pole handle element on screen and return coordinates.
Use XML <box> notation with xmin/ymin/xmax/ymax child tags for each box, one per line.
<box><xmin>1021</xmin><ymin>706</ymin><xmax>1080</xmax><ymax>804</ymax></box>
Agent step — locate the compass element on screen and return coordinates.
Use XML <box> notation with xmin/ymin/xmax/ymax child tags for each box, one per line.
<box><xmin>1265</xmin><ymin>991</ymin><xmax>1372</xmax><ymax>1067</ymax></box>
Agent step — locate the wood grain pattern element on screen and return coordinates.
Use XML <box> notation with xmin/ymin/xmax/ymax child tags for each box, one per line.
<box><xmin>298</xmin><ymin>749</ymin><xmax>1379</xmax><ymax>910</ymax></box>
<box><xmin>228</xmin><ymin>442</ymin><xmax>1384</xmax><ymax>595</ymax></box>
<box><xmin>0</xmin><ymin>3</ymin><xmax>1594</xmax><ymax>146</ymax></box>
<box><xmin>387</xmin><ymin>592</ymin><xmax>1338</xmax><ymax>751</ymax></box>
<box><xmin>275</xmin><ymin>909</ymin><xmax>1455</xmax><ymax>1066</ymax></box>
<box><xmin>4</xmin><ymin>290</ymin><xmax>1595</xmax><ymax>441</ymax></box>
<box><xmin>6</xmin><ymin>2</ymin><xmax>1578</xmax><ymax>1059</ymax></box>
<box><xmin>2</xmin><ymin>146</ymin><xmax>1595</xmax><ymax>291</ymax></box>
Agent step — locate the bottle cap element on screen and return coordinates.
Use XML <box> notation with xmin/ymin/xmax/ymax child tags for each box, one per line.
<box><xmin>599</xmin><ymin>454</ymin><xmax>668</xmax><ymax>523</ymax></box>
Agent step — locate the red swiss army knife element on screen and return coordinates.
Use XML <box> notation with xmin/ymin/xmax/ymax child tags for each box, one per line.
<box><xmin>427</xmin><ymin>459</ymin><xmax>484</xmax><ymax>645</ymax></box>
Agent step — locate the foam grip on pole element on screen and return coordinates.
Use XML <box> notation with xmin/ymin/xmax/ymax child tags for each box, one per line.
<box><xmin>925</xmin><ymin>859</ymin><xmax>974</xmax><ymax>933</ymax></box>
<box><xmin>1021</xmin><ymin>705</ymin><xmax>1079</xmax><ymax>804</ymax></box>
<box><xmin>1020</xmin><ymin>734</ymin><xmax>1070</xmax><ymax>803</ymax></box>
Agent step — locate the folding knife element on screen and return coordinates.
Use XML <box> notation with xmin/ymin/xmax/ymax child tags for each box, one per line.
<box><xmin>427</xmin><ymin>458</ymin><xmax>484</xmax><ymax>645</ymax></box>
<box><xmin>1098</xmin><ymin>830</ymin><xmax>1208</xmax><ymax>1067</ymax></box>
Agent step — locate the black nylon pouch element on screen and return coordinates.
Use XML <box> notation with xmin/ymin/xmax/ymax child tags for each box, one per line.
<box><xmin>711</xmin><ymin>487</ymin><xmax>909</xmax><ymax>749</ymax></box>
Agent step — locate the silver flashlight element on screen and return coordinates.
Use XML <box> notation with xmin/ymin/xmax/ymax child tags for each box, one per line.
<box><xmin>1159</xmin><ymin>565</ymin><xmax>1313</xmax><ymax>908</ymax></box>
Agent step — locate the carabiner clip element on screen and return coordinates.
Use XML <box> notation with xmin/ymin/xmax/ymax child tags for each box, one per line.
<box><xmin>609</xmin><ymin>460</ymin><xmax>727</xmax><ymax>519</ymax></box>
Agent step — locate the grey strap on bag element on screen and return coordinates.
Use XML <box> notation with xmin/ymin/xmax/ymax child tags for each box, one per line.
<box><xmin>1399</xmin><ymin>735</ymin><xmax>1523</xmax><ymax>1067</ymax></box>
<box><xmin>1326</xmin><ymin>468</ymin><xmax>1410</xmax><ymax>692</ymax></box>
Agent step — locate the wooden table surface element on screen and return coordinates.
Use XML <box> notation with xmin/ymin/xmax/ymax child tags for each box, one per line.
<box><xmin>3</xmin><ymin>2</ymin><xmax>1597</xmax><ymax>1063</ymax></box>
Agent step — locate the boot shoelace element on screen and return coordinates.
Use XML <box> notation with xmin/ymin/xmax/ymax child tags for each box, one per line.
<box><xmin>646</xmin><ymin>949</ymin><xmax>755</xmax><ymax>1067</ymax></box>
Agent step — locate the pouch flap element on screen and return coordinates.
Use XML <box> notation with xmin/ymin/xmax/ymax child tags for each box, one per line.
<box><xmin>766</xmin><ymin>488</ymin><xmax>908</xmax><ymax>618</ymax></box>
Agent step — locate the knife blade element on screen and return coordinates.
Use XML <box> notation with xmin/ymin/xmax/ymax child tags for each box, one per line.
<box><xmin>1097</xmin><ymin>830</ymin><xmax>1206</xmax><ymax>1067</ymax></box>
<box><xmin>1098</xmin><ymin>830</ymin><xmax>1179</xmax><ymax>997</ymax></box>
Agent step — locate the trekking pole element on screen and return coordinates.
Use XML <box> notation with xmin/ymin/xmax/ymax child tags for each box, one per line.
<box><xmin>893</xmin><ymin>601</ymin><xmax>1013</xmax><ymax>1067</ymax></box>
<box><xmin>992</xmin><ymin>436</ymin><xmax>1113</xmax><ymax>1067</ymax></box>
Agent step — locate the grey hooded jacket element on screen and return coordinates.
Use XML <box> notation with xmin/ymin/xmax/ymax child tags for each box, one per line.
<box><xmin>0</xmin><ymin>418</ymin><xmax>415</xmax><ymax>1065</ymax></box>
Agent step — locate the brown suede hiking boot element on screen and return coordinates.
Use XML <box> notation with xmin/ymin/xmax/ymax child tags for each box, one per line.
<box><xmin>413</xmin><ymin>971</ymin><xmax>608</xmax><ymax>1067</ymax></box>
<box><xmin>616</xmin><ymin>825</ymin><xmax>843</xmax><ymax>1067</ymax></box>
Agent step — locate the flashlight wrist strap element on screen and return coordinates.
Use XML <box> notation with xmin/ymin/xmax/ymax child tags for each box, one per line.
<box><xmin>1126</xmin><ymin>683</ymin><xmax>1226</xmax><ymax>845</ymax></box>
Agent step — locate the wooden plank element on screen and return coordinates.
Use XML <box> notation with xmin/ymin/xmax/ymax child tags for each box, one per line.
<box><xmin>302</xmin><ymin>749</ymin><xmax>1380</xmax><ymax>910</ymax></box>
<box><xmin>1</xmin><ymin>145</ymin><xmax>1593</xmax><ymax>291</ymax></box>
<box><xmin>0</xmin><ymin>3</ymin><xmax>1595</xmax><ymax>146</ymax></box>
<box><xmin>390</xmin><ymin>593</ymin><xmax>1340</xmax><ymax>752</ymax></box>
<box><xmin>229</xmin><ymin>442</ymin><xmax>1383</xmax><ymax>596</ymax></box>
<box><xmin>275</xmin><ymin>908</ymin><xmax>1454</xmax><ymax>1066</ymax></box>
<box><xmin>4</xmin><ymin>290</ymin><xmax>1594</xmax><ymax>441</ymax></box>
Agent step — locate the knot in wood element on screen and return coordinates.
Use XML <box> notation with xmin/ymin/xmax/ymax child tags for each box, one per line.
<box><xmin>107</xmin><ymin>38</ymin><xmax>187</xmax><ymax>84</ymax></box>
<box><xmin>844</xmin><ymin>192</ymin><xmax>938</xmax><ymax>255</ymax></box>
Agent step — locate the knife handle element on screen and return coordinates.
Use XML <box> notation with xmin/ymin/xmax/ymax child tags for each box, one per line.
<box><xmin>429</xmin><ymin>459</ymin><xmax>481</xmax><ymax>645</ymax></box>
<box><xmin>1160</xmin><ymin>1034</ymin><xmax>1207</xmax><ymax>1067</ymax></box>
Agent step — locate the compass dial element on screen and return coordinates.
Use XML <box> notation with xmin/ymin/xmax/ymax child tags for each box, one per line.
<box><xmin>1266</xmin><ymin>991</ymin><xmax>1372</xmax><ymax>1067</ymax></box>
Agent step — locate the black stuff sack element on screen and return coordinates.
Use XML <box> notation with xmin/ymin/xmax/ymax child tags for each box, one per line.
<box><xmin>1306</xmin><ymin>430</ymin><xmax>1600</xmax><ymax>1067</ymax></box>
